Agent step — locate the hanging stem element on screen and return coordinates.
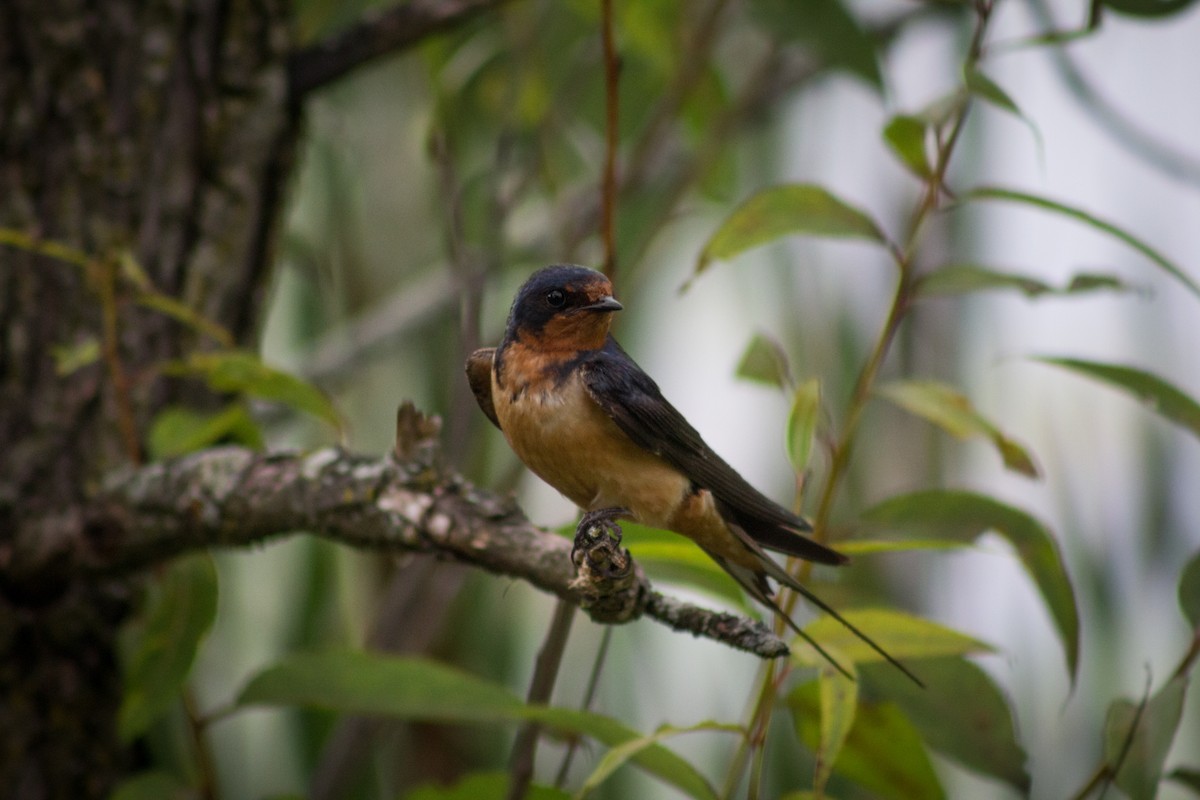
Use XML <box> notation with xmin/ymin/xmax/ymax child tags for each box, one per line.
<box><xmin>600</xmin><ymin>0</ymin><xmax>619</xmax><ymax>279</ymax></box>
<box><xmin>507</xmin><ymin>599</ymin><xmax>578</xmax><ymax>800</ymax></box>
<box><xmin>553</xmin><ymin>626</ymin><xmax>613</xmax><ymax>787</ymax></box>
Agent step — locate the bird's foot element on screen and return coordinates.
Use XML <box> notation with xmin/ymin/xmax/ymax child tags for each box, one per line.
<box><xmin>571</xmin><ymin>507</ymin><xmax>631</xmax><ymax>578</ymax></box>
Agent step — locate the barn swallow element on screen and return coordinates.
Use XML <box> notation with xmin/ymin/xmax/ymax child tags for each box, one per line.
<box><xmin>467</xmin><ymin>264</ymin><xmax>919</xmax><ymax>684</ymax></box>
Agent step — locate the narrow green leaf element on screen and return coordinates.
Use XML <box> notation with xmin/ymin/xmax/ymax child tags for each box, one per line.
<box><xmin>967</xmin><ymin>187</ymin><xmax>1200</xmax><ymax>300</ymax></box>
<box><xmin>964</xmin><ymin>67</ymin><xmax>1021</xmax><ymax>116</ymax></box>
<box><xmin>862</xmin><ymin>490</ymin><xmax>1080</xmax><ymax>684</ymax></box>
<box><xmin>1104</xmin><ymin>675</ymin><xmax>1190</xmax><ymax>800</ymax></box>
<box><xmin>239</xmin><ymin>650</ymin><xmax>717</xmax><ymax>800</ymax></box>
<box><xmin>736</xmin><ymin>332</ymin><xmax>793</xmax><ymax>388</ymax></box>
<box><xmin>876</xmin><ymin>379</ymin><xmax>1039</xmax><ymax>477</ymax></box>
<box><xmin>169</xmin><ymin>350</ymin><xmax>343</xmax><ymax>430</ymax></box>
<box><xmin>816</xmin><ymin>655</ymin><xmax>858</xmax><ymax>794</ymax></box>
<box><xmin>695</xmin><ymin>184</ymin><xmax>886</xmax><ymax>277</ymax></box>
<box><xmin>790</xmin><ymin>683</ymin><xmax>945</xmax><ymax>800</ymax></box>
<box><xmin>1180</xmin><ymin>551</ymin><xmax>1200</xmax><ymax>629</ymax></box>
<box><xmin>406</xmin><ymin>772</ymin><xmax>569</xmax><ymax>800</ymax></box>
<box><xmin>632</xmin><ymin>541</ymin><xmax>748</xmax><ymax>610</ymax></box>
<box><xmin>51</xmin><ymin>337</ymin><xmax>101</xmax><ymax>376</ymax></box>
<box><xmin>883</xmin><ymin>115</ymin><xmax>932</xmax><ymax>178</ymax></box>
<box><xmin>786</xmin><ymin>378</ymin><xmax>822</xmax><ymax>473</ymax></box>
<box><xmin>576</xmin><ymin>722</ymin><xmax>741</xmax><ymax>799</ymax></box>
<box><xmin>916</xmin><ymin>263</ymin><xmax>1130</xmax><ymax>299</ymax></box>
<box><xmin>1066</xmin><ymin>273</ymin><xmax>1129</xmax><ymax>293</ymax></box>
<box><xmin>119</xmin><ymin>555</ymin><xmax>219</xmax><ymax>741</ymax></box>
<box><xmin>836</xmin><ymin>539</ymin><xmax>966</xmax><ymax>555</ymax></box>
<box><xmin>1104</xmin><ymin>0</ymin><xmax>1198</xmax><ymax>18</ymax></box>
<box><xmin>963</xmin><ymin>69</ymin><xmax>1043</xmax><ymax>157</ymax></box>
<box><xmin>0</xmin><ymin>227</ymin><xmax>91</xmax><ymax>268</ymax></box>
<box><xmin>1168</xmin><ymin>767</ymin><xmax>1200</xmax><ymax>794</ymax></box>
<box><xmin>110</xmin><ymin>771</ymin><xmax>195</xmax><ymax>800</ymax></box>
<box><xmin>792</xmin><ymin>609</ymin><xmax>992</xmax><ymax>668</ymax></box>
<box><xmin>1037</xmin><ymin>357</ymin><xmax>1200</xmax><ymax>442</ymax></box>
<box><xmin>147</xmin><ymin>403</ymin><xmax>264</xmax><ymax>460</ymax></box>
<box><xmin>752</xmin><ymin>0</ymin><xmax>883</xmax><ymax>90</ymax></box>
<box><xmin>864</xmin><ymin>657</ymin><xmax>1030</xmax><ymax>793</ymax></box>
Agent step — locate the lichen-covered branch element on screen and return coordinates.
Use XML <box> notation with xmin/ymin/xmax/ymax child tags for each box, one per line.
<box><xmin>82</xmin><ymin>404</ymin><xmax>789</xmax><ymax>659</ymax></box>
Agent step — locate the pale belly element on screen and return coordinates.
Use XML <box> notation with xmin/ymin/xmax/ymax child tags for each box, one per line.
<box><xmin>494</xmin><ymin>374</ymin><xmax>689</xmax><ymax>527</ymax></box>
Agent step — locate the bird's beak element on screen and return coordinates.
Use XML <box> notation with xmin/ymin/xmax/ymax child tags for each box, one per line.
<box><xmin>584</xmin><ymin>295</ymin><xmax>623</xmax><ymax>312</ymax></box>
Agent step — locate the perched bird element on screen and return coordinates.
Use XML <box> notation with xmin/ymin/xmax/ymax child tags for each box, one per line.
<box><xmin>467</xmin><ymin>264</ymin><xmax>918</xmax><ymax>684</ymax></box>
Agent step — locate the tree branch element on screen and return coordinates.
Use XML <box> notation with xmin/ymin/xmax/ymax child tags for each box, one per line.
<box><xmin>288</xmin><ymin>0</ymin><xmax>515</xmax><ymax>101</ymax></box>
<box><xmin>82</xmin><ymin>404</ymin><xmax>789</xmax><ymax>659</ymax></box>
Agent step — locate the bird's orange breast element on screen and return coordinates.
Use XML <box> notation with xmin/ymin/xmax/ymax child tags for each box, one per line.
<box><xmin>493</xmin><ymin>345</ymin><xmax>690</xmax><ymax>527</ymax></box>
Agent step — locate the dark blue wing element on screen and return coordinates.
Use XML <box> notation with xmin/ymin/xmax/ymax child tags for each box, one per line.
<box><xmin>581</xmin><ymin>338</ymin><xmax>847</xmax><ymax>566</ymax></box>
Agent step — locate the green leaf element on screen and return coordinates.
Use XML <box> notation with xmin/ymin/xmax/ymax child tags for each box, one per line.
<box><xmin>695</xmin><ymin>184</ymin><xmax>886</xmax><ymax>278</ymax></box>
<box><xmin>816</xmin><ymin>655</ymin><xmax>858</xmax><ymax>794</ymax></box>
<box><xmin>109</xmin><ymin>771</ymin><xmax>195</xmax><ymax>800</ymax></box>
<box><xmin>864</xmin><ymin>657</ymin><xmax>1030</xmax><ymax>793</ymax></box>
<box><xmin>147</xmin><ymin>403</ymin><xmax>264</xmax><ymax>460</ymax></box>
<box><xmin>238</xmin><ymin>650</ymin><xmax>717</xmax><ymax>800</ymax></box>
<box><xmin>1168</xmin><ymin>767</ymin><xmax>1200</xmax><ymax>794</ymax></box>
<box><xmin>1036</xmin><ymin>357</ymin><xmax>1200</xmax><ymax>442</ymax></box>
<box><xmin>963</xmin><ymin>67</ymin><xmax>1021</xmax><ymax>116</ymax></box>
<box><xmin>963</xmin><ymin>68</ymin><xmax>1043</xmax><ymax>156</ymax></box>
<box><xmin>752</xmin><ymin>0</ymin><xmax>883</xmax><ymax>90</ymax></box>
<box><xmin>790</xmin><ymin>683</ymin><xmax>944</xmax><ymax>800</ymax></box>
<box><xmin>916</xmin><ymin>263</ymin><xmax>1130</xmax><ymax>299</ymax></box>
<box><xmin>786</xmin><ymin>378</ymin><xmax>822</xmax><ymax>473</ymax></box>
<box><xmin>119</xmin><ymin>555</ymin><xmax>219</xmax><ymax>741</ymax></box>
<box><xmin>736</xmin><ymin>332</ymin><xmax>793</xmax><ymax>388</ymax></box>
<box><xmin>966</xmin><ymin>187</ymin><xmax>1200</xmax><ymax>300</ymax></box>
<box><xmin>876</xmin><ymin>379</ymin><xmax>1039</xmax><ymax>477</ymax></box>
<box><xmin>0</xmin><ymin>227</ymin><xmax>91</xmax><ymax>268</ymax></box>
<box><xmin>836</xmin><ymin>539</ymin><xmax>967</xmax><ymax>555</ymax></box>
<box><xmin>792</xmin><ymin>609</ymin><xmax>992</xmax><ymax>668</ymax></box>
<box><xmin>1180</xmin><ymin>551</ymin><xmax>1200</xmax><ymax>629</ymax></box>
<box><xmin>168</xmin><ymin>350</ymin><xmax>343</xmax><ymax>430</ymax></box>
<box><xmin>883</xmin><ymin>115</ymin><xmax>931</xmax><ymax>179</ymax></box>
<box><xmin>51</xmin><ymin>337</ymin><xmax>101</xmax><ymax>376</ymax></box>
<box><xmin>862</xmin><ymin>490</ymin><xmax>1080</xmax><ymax>684</ymax></box>
<box><xmin>576</xmin><ymin>721</ymin><xmax>741</xmax><ymax>799</ymax></box>
<box><xmin>1104</xmin><ymin>0</ymin><xmax>1198</xmax><ymax>18</ymax></box>
<box><xmin>406</xmin><ymin>772</ymin><xmax>569</xmax><ymax>800</ymax></box>
<box><xmin>1104</xmin><ymin>675</ymin><xmax>1190</xmax><ymax>800</ymax></box>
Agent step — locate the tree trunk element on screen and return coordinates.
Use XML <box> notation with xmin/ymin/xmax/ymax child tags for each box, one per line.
<box><xmin>0</xmin><ymin>1</ymin><xmax>295</xmax><ymax>795</ymax></box>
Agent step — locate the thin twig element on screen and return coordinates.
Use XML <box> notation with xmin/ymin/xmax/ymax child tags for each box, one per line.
<box><xmin>93</xmin><ymin>257</ymin><xmax>143</xmax><ymax>464</ymax></box>
<box><xmin>599</xmin><ymin>0</ymin><xmax>619</xmax><ymax>280</ymax></box>
<box><xmin>507</xmin><ymin>599</ymin><xmax>578</xmax><ymax>800</ymax></box>
<box><xmin>288</xmin><ymin>0</ymin><xmax>516</xmax><ymax>101</ymax></box>
<box><xmin>553</xmin><ymin>626</ymin><xmax>612</xmax><ymax>787</ymax></box>
<box><xmin>183</xmin><ymin>688</ymin><xmax>219</xmax><ymax>800</ymax></box>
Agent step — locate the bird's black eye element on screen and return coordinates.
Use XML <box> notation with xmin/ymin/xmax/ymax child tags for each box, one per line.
<box><xmin>545</xmin><ymin>289</ymin><xmax>566</xmax><ymax>308</ymax></box>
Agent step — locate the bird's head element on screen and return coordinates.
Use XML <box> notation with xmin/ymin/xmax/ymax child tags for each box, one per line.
<box><xmin>504</xmin><ymin>265</ymin><xmax>622</xmax><ymax>352</ymax></box>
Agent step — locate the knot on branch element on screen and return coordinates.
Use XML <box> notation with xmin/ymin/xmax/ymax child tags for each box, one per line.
<box><xmin>568</xmin><ymin>509</ymin><xmax>646</xmax><ymax>625</ymax></box>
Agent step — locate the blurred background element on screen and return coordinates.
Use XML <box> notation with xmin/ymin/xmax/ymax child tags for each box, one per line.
<box><xmin>190</xmin><ymin>0</ymin><xmax>1200</xmax><ymax>797</ymax></box>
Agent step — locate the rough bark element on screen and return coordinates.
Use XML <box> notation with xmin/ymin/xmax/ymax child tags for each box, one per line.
<box><xmin>0</xmin><ymin>1</ymin><xmax>295</xmax><ymax>795</ymax></box>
